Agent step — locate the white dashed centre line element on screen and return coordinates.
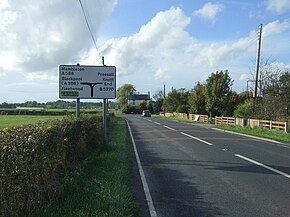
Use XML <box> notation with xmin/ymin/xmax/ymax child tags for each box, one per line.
<box><xmin>180</xmin><ymin>132</ymin><xmax>213</xmax><ymax>146</ymax></box>
<box><xmin>235</xmin><ymin>154</ymin><xmax>290</xmax><ymax>179</ymax></box>
<box><xmin>163</xmin><ymin>125</ymin><xmax>176</xmax><ymax>131</ymax></box>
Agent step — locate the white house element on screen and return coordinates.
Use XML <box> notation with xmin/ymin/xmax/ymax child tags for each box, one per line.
<box><xmin>128</xmin><ymin>94</ymin><xmax>150</xmax><ymax>106</ymax></box>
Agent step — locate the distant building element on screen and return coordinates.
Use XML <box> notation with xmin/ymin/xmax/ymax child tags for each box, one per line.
<box><xmin>128</xmin><ymin>94</ymin><xmax>150</xmax><ymax>106</ymax></box>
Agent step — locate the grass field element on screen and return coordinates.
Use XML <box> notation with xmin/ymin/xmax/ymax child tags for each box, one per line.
<box><xmin>0</xmin><ymin>115</ymin><xmax>64</xmax><ymax>128</ymax></box>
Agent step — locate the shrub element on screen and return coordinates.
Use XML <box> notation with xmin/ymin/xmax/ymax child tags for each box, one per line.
<box><xmin>0</xmin><ymin>115</ymin><xmax>103</xmax><ymax>217</ymax></box>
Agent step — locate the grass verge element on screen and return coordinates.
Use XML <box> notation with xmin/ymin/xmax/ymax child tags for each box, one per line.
<box><xmin>217</xmin><ymin>125</ymin><xmax>290</xmax><ymax>143</ymax></box>
<box><xmin>30</xmin><ymin>117</ymin><xmax>139</xmax><ymax>217</ymax></box>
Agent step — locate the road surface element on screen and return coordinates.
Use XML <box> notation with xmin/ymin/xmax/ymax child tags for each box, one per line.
<box><xmin>125</xmin><ymin>115</ymin><xmax>290</xmax><ymax>217</ymax></box>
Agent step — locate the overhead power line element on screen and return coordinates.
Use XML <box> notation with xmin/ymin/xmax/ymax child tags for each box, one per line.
<box><xmin>78</xmin><ymin>0</ymin><xmax>102</xmax><ymax>59</ymax></box>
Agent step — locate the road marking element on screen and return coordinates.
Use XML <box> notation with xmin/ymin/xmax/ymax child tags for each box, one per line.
<box><xmin>235</xmin><ymin>154</ymin><xmax>290</xmax><ymax>179</ymax></box>
<box><xmin>135</xmin><ymin>137</ymin><xmax>194</xmax><ymax>142</ymax></box>
<box><xmin>154</xmin><ymin>121</ymin><xmax>161</xmax><ymax>125</ymax></box>
<box><xmin>279</xmin><ymin>145</ymin><xmax>290</xmax><ymax>149</ymax></box>
<box><xmin>126</xmin><ymin>120</ymin><xmax>158</xmax><ymax>217</ymax></box>
<box><xmin>180</xmin><ymin>132</ymin><xmax>213</xmax><ymax>146</ymax></box>
<box><xmin>163</xmin><ymin>125</ymin><xmax>175</xmax><ymax>131</ymax></box>
<box><xmin>148</xmin><ymin>119</ymin><xmax>153</xmax><ymax>122</ymax></box>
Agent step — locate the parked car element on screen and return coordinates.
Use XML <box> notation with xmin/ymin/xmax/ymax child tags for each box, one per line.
<box><xmin>142</xmin><ymin>110</ymin><xmax>151</xmax><ymax>117</ymax></box>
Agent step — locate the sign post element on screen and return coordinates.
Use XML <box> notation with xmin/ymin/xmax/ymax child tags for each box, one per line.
<box><xmin>59</xmin><ymin>65</ymin><xmax>116</xmax><ymax>142</ymax></box>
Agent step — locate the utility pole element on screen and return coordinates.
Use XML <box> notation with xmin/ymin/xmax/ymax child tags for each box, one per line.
<box><xmin>163</xmin><ymin>84</ymin><xmax>166</xmax><ymax>116</ymax></box>
<box><xmin>253</xmin><ymin>24</ymin><xmax>263</xmax><ymax>114</ymax></box>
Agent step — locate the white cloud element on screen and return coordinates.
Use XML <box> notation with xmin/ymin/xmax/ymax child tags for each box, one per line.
<box><xmin>99</xmin><ymin>7</ymin><xmax>192</xmax><ymax>77</ymax></box>
<box><xmin>0</xmin><ymin>0</ymin><xmax>116</xmax><ymax>79</ymax></box>
<box><xmin>263</xmin><ymin>20</ymin><xmax>290</xmax><ymax>37</ymax></box>
<box><xmin>0</xmin><ymin>0</ymin><xmax>10</xmax><ymax>9</ymax></box>
<box><xmin>88</xmin><ymin>7</ymin><xmax>290</xmax><ymax>93</ymax></box>
<box><xmin>193</xmin><ymin>2</ymin><xmax>224</xmax><ymax>24</ymax></box>
<box><xmin>266</xmin><ymin>0</ymin><xmax>290</xmax><ymax>14</ymax></box>
<box><xmin>239</xmin><ymin>73</ymin><xmax>251</xmax><ymax>81</ymax></box>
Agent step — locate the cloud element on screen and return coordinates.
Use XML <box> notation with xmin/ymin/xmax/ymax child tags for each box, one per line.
<box><xmin>266</xmin><ymin>0</ymin><xmax>290</xmax><ymax>14</ymax></box>
<box><xmin>0</xmin><ymin>0</ymin><xmax>116</xmax><ymax>79</ymax></box>
<box><xmin>87</xmin><ymin>7</ymin><xmax>290</xmax><ymax>93</ymax></box>
<box><xmin>99</xmin><ymin>7</ymin><xmax>192</xmax><ymax>77</ymax></box>
<box><xmin>193</xmin><ymin>2</ymin><xmax>224</xmax><ymax>24</ymax></box>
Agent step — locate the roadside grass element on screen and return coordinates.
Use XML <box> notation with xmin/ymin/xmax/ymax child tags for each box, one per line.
<box><xmin>217</xmin><ymin>125</ymin><xmax>290</xmax><ymax>143</ymax></box>
<box><xmin>0</xmin><ymin>115</ymin><xmax>64</xmax><ymax>128</ymax></box>
<box><xmin>152</xmin><ymin>114</ymin><xmax>290</xmax><ymax>143</ymax></box>
<box><xmin>31</xmin><ymin>117</ymin><xmax>139</xmax><ymax>217</ymax></box>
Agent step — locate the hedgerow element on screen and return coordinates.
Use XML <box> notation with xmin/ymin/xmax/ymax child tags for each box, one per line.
<box><xmin>0</xmin><ymin>115</ymin><xmax>106</xmax><ymax>217</ymax></box>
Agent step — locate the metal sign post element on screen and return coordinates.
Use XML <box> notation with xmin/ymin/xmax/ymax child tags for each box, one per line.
<box><xmin>102</xmin><ymin>56</ymin><xmax>108</xmax><ymax>143</ymax></box>
<box><xmin>76</xmin><ymin>98</ymin><xmax>80</xmax><ymax>118</ymax></box>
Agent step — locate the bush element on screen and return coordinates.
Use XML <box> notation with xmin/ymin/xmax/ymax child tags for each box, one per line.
<box><xmin>234</xmin><ymin>99</ymin><xmax>252</xmax><ymax>118</ymax></box>
<box><xmin>0</xmin><ymin>115</ymin><xmax>103</xmax><ymax>217</ymax></box>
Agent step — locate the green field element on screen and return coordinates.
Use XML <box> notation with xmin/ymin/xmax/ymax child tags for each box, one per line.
<box><xmin>0</xmin><ymin>115</ymin><xmax>64</xmax><ymax>129</ymax></box>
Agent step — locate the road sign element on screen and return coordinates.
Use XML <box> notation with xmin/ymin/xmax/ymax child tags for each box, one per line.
<box><xmin>59</xmin><ymin>65</ymin><xmax>116</xmax><ymax>99</ymax></box>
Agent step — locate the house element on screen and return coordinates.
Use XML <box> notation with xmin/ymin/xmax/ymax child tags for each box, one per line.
<box><xmin>128</xmin><ymin>94</ymin><xmax>150</xmax><ymax>106</ymax></box>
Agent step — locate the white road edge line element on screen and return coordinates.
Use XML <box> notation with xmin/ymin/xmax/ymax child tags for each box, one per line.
<box><xmin>235</xmin><ymin>154</ymin><xmax>290</xmax><ymax>179</ymax></box>
<box><xmin>163</xmin><ymin>125</ymin><xmax>175</xmax><ymax>131</ymax></box>
<box><xmin>180</xmin><ymin>132</ymin><xmax>213</xmax><ymax>146</ymax></box>
<box><xmin>126</xmin><ymin>120</ymin><xmax>158</xmax><ymax>217</ymax></box>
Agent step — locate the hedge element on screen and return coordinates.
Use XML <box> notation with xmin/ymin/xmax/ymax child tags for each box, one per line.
<box><xmin>0</xmin><ymin>115</ymin><xmax>107</xmax><ymax>217</ymax></box>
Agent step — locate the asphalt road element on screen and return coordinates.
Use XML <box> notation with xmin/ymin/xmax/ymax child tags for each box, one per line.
<box><xmin>124</xmin><ymin>115</ymin><xmax>290</xmax><ymax>217</ymax></box>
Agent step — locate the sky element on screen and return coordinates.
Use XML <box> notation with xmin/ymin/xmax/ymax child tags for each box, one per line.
<box><xmin>0</xmin><ymin>0</ymin><xmax>290</xmax><ymax>103</ymax></box>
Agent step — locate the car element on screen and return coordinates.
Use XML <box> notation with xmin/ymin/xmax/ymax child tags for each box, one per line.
<box><xmin>142</xmin><ymin>110</ymin><xmax>151</xmax><ymax>117</ymax></box>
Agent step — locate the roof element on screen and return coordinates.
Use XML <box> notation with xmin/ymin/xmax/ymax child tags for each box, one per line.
<box><xmin>128</xmin><ymin>94</ymin><xmax>150</xmax><ymax>100</ymax></box>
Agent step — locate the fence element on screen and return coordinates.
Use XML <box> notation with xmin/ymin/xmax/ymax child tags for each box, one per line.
<box><xmin>215</xmin><ymin>117</ymin><xmax>236</xmax><ymax>126</ymax></box>
<box><xmin>215</xmin><ymin>116</ymin><xmax>289</xmax><ymax>133</ymax></box>
<box><xmin>163</xmin><ymin>112</ymin><xmax>209</xmax><ymax>123</ymax></box>
<box><xmin>189</xmin><ymin>114</ymin><xmax>209</xmax><ymax>123</ymax></box>
<box><xmin>248</xmin><ymin>119</ymin><xmax>289</xmax><ymax>133</ymax></box>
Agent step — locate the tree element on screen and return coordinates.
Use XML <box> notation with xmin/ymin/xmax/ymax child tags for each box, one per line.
<box><xmin>255</xmin><ymin>62</ymin><xmax>289</xmax><ymax>119</ymax></box>
<box><xmin>153</xmin><ymin>89</ymin><xmax>164</xmax><ymax>114</ymax></box>
<box><xmin>234</xmin><ymin>99</ymin><xmax>252</xmax><ymax>118</ymax></box>
<box><xmin>279</xmin><ymin>72</ymin><xmax>290</xmax><ymax>116</ymax></box>
<box><xmin>220</xmin><ymin>91</ymin><xmax>240</xmax><ymax>116</ymax></box>
<box><xmin>165</xmin><ymin>88</ymin><xmax>189</xmax><ymax>113</ymax></box>
<box><xmin>204</xmin><ymin>70</ymin><xmax>233</xmax><ymax>118</ymax></box>
<box><xmin>188</xmin><ymin>82</ymin><xmax>206</xmax><ymax>114</ymax></box>
<box><xmin>116</xmin><ymin>84</ymin><xmax>136</xmax><ymax>111</ymax></box>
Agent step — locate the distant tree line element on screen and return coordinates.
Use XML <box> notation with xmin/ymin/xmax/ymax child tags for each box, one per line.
<box><xmin>117</xmin><ymin>66</ymin><xmax>290</xmax><ymax>121</ymax></box>
<box><xmin>0</xmin><ymin>100</ymin><xmax>104</xmax><ymax>109</ymax></box>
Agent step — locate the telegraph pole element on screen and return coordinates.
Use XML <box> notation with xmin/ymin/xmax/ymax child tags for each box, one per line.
<box><xmin>253</xmin><ymin>24</ymin><xmax>263</xmax><ymax>114</ymax></box>
<box><xmin>163</xmin><ymin>84</ymin><xmax>166</xmax><ymax>116</ymax></box>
